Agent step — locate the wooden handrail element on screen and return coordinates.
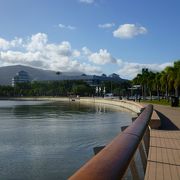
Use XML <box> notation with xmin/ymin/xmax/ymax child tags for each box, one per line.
<box><xmin>69</xmin><ymin>104</ymin><xmax>153</xmax><ymax>180</ymax></box>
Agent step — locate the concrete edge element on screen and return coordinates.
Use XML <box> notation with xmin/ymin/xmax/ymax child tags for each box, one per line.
<box><xmin>2</xmin><ymin>97</ymin><xmax>161</xmax><ymax>129</ymax></box>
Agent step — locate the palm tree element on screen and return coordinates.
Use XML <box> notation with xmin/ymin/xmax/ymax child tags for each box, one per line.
<box><xmin>160</xmin><ymin>64</ymin><xmax>178</xmax><ymax>99</ymax></box>
<box><xmin>174</xmin><ymin>73</ymin><xmax>180</xmax><ymax>97</ymax></box>
<box><xmin>56</xmin><ymin>71</ymin><xmax>61</xmax><ymax>96</ymax></box>
<box><xmin>133</xmin><ymin>69</ymin><xmax>149</xmax><ymax>100</ymax></box>
<box><xmin>141</xmin><ymin>69</ymin><xmax>149</xmax><ymax>100</ymax></box>
<box><xmin>56</xmin><ymin>71</ymin><xmax>61</xmax><ymax>78</ymax></box>
<box><xmin>174</xmin><ymin>60</ymin><xmax>180</xmax><ymax>97</ymax></box>
<box><xmin>160</xmin><ymin>71</ymin><xmax>168</xmax><ymax>99</ymax></box>
<box><xmin>132</xmin><ymin>60</ymin><xmax>180</xmax><ymax>101</ymax></box>
<box><xmin>165</xmin><ymin>66</ymin><xmax>175</xmax><ymax>96</ymax></box>
<box><xmin>155</xmin><ymin>72</ymin><xmax>161</xmax><ymax>100</ymax></box>
<box><xmin>147</xmin><ymin>71</ymin><xmax>155</xmax><ymax>101</ymax></box>
<box><xmin>133</xmin><ymin>73</ymin><xmax>143</xmax><ymax>97</ymax></box>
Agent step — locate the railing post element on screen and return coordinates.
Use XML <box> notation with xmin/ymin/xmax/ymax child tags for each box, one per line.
<box><xmin>121</xmin><ymin>126</ymin><xmax>141</xmax><ymax>180</ymax></box>
<box><xmin>132</xmin><ymin>115</ymin><xmax>148</xmax><ymax>173</ymax></box>
<box><xmin>121</xmin><ymin>126</ymin><xmax>128</xmax><ymax>131</ymax></box>
<box><xmin>129</xmin><ymin>158</ymin><xmax>141</xmax><ymax>180</ymax></box>
<box><xmin>138</xmin><ymin>142</ymin><xmax>147</xmax><ymax>173</ymax></box>
<box><xmin>132</xmin><ymin>117</ymin><xmax>137</xmax><ymax>122</ymax></box>
<box><xmin>93</xmin><ymin>146</ymin><xmax>105</xmax><ymax>155</ymax></box>
<box><xmin>143</xmin><ymin>126</ymin><xmax>150</xmax><ymax>156</ymax></box>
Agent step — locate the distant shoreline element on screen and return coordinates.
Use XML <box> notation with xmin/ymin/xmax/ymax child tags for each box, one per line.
<box><xmin>0</xmin><ymin>97</ymin><xmax>143</xmax><ymax>113</ymax></box>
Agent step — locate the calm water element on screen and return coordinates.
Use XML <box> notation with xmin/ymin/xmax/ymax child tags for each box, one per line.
<box><xmin>0</xmin><ymin>100</ymin><xmax>136</xmax><ymax>180</ymax></box>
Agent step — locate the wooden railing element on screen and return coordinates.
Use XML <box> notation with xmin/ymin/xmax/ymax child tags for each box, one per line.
<box><xmin>69</xmin><ymin>104</ymin><xmax>153</xmax><ymax>180</ymax></box>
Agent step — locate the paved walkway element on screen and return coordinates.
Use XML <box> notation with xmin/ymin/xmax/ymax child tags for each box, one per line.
<box><xmin>141</xmin><ymin>103</ymin><xmax>180</xmax><ymax>130</ymax></box>
<box><xmin>143</xmin><ymin>104</ymin><xmax>180</xmax><ymax>179</ymax></box>
<box><xmin>153</xmin><ymin>104</ymin><xmax>180</xmax><ymax>130</ymax></box>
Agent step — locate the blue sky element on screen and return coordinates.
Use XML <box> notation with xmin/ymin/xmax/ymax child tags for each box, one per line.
<box><xmin>0</xmin><ymin>0</ymin><xmax>179</xmax><ymax>79</ymax></box>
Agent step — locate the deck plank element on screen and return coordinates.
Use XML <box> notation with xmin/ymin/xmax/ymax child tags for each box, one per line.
<box><xmin>145</xmin><ymin>130</ymin><xmax>180</xmax><ymax>180</ymax></box>
<box><xmin>170</xmin><ymin>165</ymin><xmax>179</xmax><ymax>180</ymax></box>
<box><xmin>156</xmin><ymin>162</ymin><xmax>164</xmax><ymax>180</ymax></box>
<box><xmin>163</xmin><ymin>163</ymin><xmax>171</xmax><ymax>180</ymax></box>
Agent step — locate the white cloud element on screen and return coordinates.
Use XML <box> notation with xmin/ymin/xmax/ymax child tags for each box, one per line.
<box><xmin>0</xmin><ymin>32</ymin><xmax>172</xmax><ymax>78</ymax></box>
<box><xmin>72</xmin><ymin>50</ymin><xmax>81</xmax><ymax>57</ymax></box>
<box><xmin>113</xmin><ymin>24</ymin><xmax>147</xmax><ymax>39</ymax></box>
<box><xmin>98</xmin><ymin>23</ymin><xmax>115</xmax><ymax>29</ymax></box>
<box><xmin>82</xmin><ymin>47</ymin><xmax>116</xmax><ymax>65</ymax></box>
<box><xmin>10</xmin><ymin>38</ymin><xmax>23</xmax><ymax>47</ymax></box>
<box><xmin>79</xmin><ymin>0</ymin><xmax>95</xmax><ymax>4</ymax></box>
<box><xmin>0</xmin><ymin>38</ymin><xmax>10</xmax><ymax>50</ymax></box>
<box><xmin>117</xmin><ymin>59</ymin><xmax>173</xmax><ymax>79</ymax></box>
<box><xmin>26</xmin><ymin>33</ymin><xmax>47</xmax><ymax>52</ymax></box>
<box><xmin>0</xmin><ymin>37</ymin><xmax>23</xmax><ymax>50</ymax></box>
<box><xmin>58</xmin><ymin>23</ymin><xmax>76</xmax><ymax>30</ymax></box>
<box><xmin>82</xmin><ymin>46</ymin><xmax>92</xmax><ymax>56</ymax></box>
<box><xmin>0</xmin><ymin>33</ymin><xmax>101</xmax><ymax>75</ymax></box>
<box><xmin>88</xmin><ymin>49</ymin><xmax>117</xmax><ymax>65</ymax></box>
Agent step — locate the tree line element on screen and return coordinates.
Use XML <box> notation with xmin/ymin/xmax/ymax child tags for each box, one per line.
<box><xmin>132</xmin><ymin>60</ymin><xmax>180</xmax><ymax>100</ymax></box>
<box><xmin>2</xmin><ymin>59</ymin><xmax>179</xmax><ymax>99</ymax></box>
<box><xmin>0</xmin><ymin>80</ymin><xmax>130</xmax><ymax>97</ymax></box>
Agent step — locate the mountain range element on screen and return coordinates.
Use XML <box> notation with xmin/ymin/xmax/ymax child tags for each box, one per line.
<box><xmin>0</xmin><ymin>65</ymin><xmax>81</xmax><ymax>85</ymax></box>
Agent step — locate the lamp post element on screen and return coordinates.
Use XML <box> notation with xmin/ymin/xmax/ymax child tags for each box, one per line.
<box><xmin>96</xmin><ymin>86</ymin><xmax>98</xmax><ymax>97</ymax></box>
<box><xmin>103</xmin><ymin>87</ymin><xmax>106</xmax><ymax>97</ymax></box>
<box><xmin>99</xmin><ymin>87</ymin><xmax>101</xmax><ymax>97</ymax></box>
<box><xmin>111</xmin><ymin>80</ymin><xmax>112</xmax><ymax>94</ymax></box>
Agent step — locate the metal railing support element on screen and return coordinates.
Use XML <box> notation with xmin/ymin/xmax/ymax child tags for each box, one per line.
<box><xmin>129</xmin><ymin>158</ymin><xmax>141</xmax><ymax>180</ymax></box>
<box><xmin>93</xmin><ymin>146</ymin><xmax>105</xmax><ymax>155</ymax></box>
<box><xmin>143</xmin><ymin>126</ymin><xmax>150</xmax><ymax>156</ymax></box>
<box><xmin>138</xmin><ymin>142</ymin><xmax>147</xmax><ymax>173</ymax></box>
<box><xmin>130</xmin><ymin>114</ymin><xmax>148</xmax><ymax>176</ymax></box>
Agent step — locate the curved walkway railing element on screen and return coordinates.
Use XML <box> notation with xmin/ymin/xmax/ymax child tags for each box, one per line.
<box><xmin>69</xmin><ymin>104</ymin><xmax>153</xmax><ymax>180</ymax></box>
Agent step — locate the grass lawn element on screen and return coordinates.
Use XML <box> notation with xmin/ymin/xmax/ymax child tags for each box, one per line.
<box><xmin>141</xmin><ymin>99</ymin><xmax>179</xmax><ymax>107</ymax></box>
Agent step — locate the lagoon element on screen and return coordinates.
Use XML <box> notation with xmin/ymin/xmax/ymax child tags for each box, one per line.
<box><xmin>0</xmin><ymin>100</ymin><xmax>136</xmax><ymax>179</ymax></box>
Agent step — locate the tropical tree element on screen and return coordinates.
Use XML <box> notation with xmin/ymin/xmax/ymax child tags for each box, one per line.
<box><xmin>165</xmin><ymin>66</ymin><xmax>176</xmax><ymax>96</ymax></box>
<box><xmin>132</xmin><ymin>69</ymin><xmax>150</xmax><ymax>99</ymax></box>
<box><xmin>147</xmin><ymin>71</ymin><xmax>155</xmax><ymax>100</ymax></box>
<box><xmin>132</xmin><ymin>73</ymin><xmax>143</xmax><ymax>96</ymax></box>
<box><xmin>174</xmin><ymin>60</ymin><xmax>180</xmax><ymax>97</ymax></box>
<box><xmin>56</xmin><ymin>71</ymin><xmax>61</xmax><ymax>77</ymax></box>
<box><xmin>0</xmin><ymin>85</ymin><xmax>14</xmax><ymax>97</ymax></box>
<box><xmin>154</xmin><ymin>72</ymin><xmax>161</xmax><ymax>100</ymax></box>
<box><xmin>72</xmin><ymin>84</ymin><xmax>92</xmax><ymax>96</ymax></box>
<box><xmin>160</xmin><ymin>71</ymin><xmax>168</xmax><ymax>99</ymax></box>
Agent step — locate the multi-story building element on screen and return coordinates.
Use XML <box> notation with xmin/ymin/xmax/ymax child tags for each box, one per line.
<box><xmin>12</xmin><ymin>71</ymin><xmax>30</xmax><ymax>86</ymax></box>
<box><xmin>54</xmin><ymin>73</ymin><xmax>125</xmax><ymax>87</ymax></box>
<box><xmin>11</xmin><ymin>70</ymin><xmax>125</xmax><ymax>88</ymax></box>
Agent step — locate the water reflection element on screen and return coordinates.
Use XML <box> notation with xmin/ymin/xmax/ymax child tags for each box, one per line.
<box><xmin>0</xmin><ymin>100</ymin><xmax>136</xmax><ymax>180</ymax></box>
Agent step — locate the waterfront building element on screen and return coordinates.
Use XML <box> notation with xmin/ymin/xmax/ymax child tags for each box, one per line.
<box><xmin>11</xmin><ymin>69</ymin><xmax>126</xmax><ymax>88</ymax></box>
<box><xmin>12</xmin><ymin>71</ymin><xmax>30</xmax><ymax>86</ymax></box>
<box><xmin>51</xmin><ymin>73</ymin><xmax>125</xmax><ymax>87</ymax></box>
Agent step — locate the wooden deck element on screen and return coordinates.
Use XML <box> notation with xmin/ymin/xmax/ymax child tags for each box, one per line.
<box><xmin>145</xmin><ymin>130</ymin><xmax>180</xmax><ymax>180</ymax></box>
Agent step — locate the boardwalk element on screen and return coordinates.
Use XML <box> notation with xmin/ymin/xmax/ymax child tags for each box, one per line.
<box><xmin>145</xmin><ymin>130</ymin><xmax>180</xmax><ymax>180</ymax></box>
<box><xmin>145</xmin><ymin>104</ymin><xmax>180</xmax><ymax>180</ymax></box>
<box><xmin>153</xmin><ymin>104</ymin><xmax>180</xmax><ymax>130</ymax></box>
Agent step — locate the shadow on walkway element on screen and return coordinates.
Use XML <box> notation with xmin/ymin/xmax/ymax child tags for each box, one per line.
<box><xmin>155</xmin><ymin>110</ymin><xmax>179</xmax><ymax>130</ymax></box>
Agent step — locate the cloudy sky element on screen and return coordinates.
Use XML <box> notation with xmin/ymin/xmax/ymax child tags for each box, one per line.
<box><xmin>0</xmin><ymin>0</ymin><xmax>179</xmax><ymax>79</ymax></box>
